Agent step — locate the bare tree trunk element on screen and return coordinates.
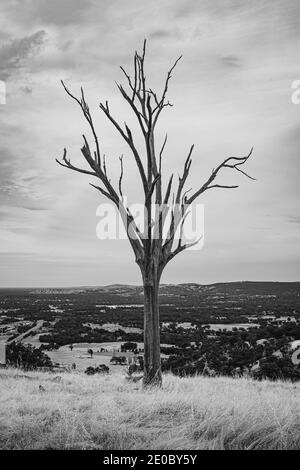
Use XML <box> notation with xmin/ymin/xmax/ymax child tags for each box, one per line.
<box><xmin>143</xmin><ymin>273</ymin><xmax>162</xmax><ymax>387</ymax></box>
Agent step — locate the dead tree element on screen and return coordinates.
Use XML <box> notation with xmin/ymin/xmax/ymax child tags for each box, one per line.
<box><xmin>56</xmin><ymin>41</ymin><xmax>254</xmax><ymax>387</ymax></box>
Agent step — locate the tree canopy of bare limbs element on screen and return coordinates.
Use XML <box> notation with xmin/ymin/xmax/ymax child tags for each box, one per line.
<box><xmin>56</xmin><ymin>41</ymin><xmax>255</xmax><ymax>386</ymax></box>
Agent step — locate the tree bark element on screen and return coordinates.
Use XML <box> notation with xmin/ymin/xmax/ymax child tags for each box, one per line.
<box><xmin>143</xmin><ymin>275</ymin><xmax>162</xmax><ymax>387</ymax></box>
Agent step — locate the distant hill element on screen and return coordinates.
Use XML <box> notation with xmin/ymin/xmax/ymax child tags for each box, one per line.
<box><xmin>1</xmin><ymin>281</ymin><xmax>299</xmax><ymax>296</ymax></box>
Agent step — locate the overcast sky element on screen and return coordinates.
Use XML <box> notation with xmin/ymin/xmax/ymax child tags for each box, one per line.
<box><xmin>0</xmin><ymin>0</ymin><xmax>300</xmax><ymax>287</ymax></box>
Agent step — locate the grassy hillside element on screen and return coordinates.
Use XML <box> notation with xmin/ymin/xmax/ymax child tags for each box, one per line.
<box><xmin>0</xmin><ymin>369</ymin><xmax>299</xmax><ymax>450</ymax></box>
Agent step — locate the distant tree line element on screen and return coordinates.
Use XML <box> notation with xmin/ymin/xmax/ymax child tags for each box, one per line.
<box><xmin>6</xmin><ymin>342</ymin><xmax>53</xmax><ymax>370</ymax></box>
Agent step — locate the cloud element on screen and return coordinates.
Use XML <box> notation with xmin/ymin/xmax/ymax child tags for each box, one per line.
<box><xmin>174</xmin><ymin>0</ymin><xmax>245</xmax><ymax>19</ymax></box>
<box><xmin>0</xmin><ymin>172</ymin><xmax>51</xmax><ymax>203</ymax></box>
<box><xmin>0</xmin><ymin>30</ymin><xmax>46</xmax><ymax>80</ymax></box>
<box><xmin>0</xmin><ymin>252</ymin><xmax>36</xmax><ymax>257</ymax></box>
<box><xmin>20</xmin><ymin>85</ymin><xmax>33</xmax><ymax>93</ymax></box>
<box><xmin>288</xmin><ymin>216</ymin><xmax>300</xmax><ymax>225</ymax></box>
<box><xmin>2</xmin><ymin>0</ymin><xmax>95</xmax><ymax>28</ymax></box>
<box><xmin>34</xmin><ymin>0</ymin><xmax>94</xmax><ymax>26</ymax></box>
<box><xmin>149</xmin><ymin>29</ymin><xmax>179</xmax><ymax>40</ymax></box>
<box><xmin>0</xmin><ymin>145</ymin><xmax>52</xmax><ymax>209</ymax></box>
<box><xmin>220</xmin><ymin>55</ymin><xmax>241</xmax><ymax>68</ymax></box>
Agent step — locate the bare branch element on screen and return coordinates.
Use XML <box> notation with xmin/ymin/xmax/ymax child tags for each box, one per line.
<box><xmin>61</xmin><ymin>81</ymin><xmax>101</xmax><ymax>167</ymax></box>
<box><xmin>163</xmin><ymin>174</ymin><xmax>173</xmax><ymax>205</ymax></box>
<box><xmin>159</xmin><ymin>133</ymin><xmax>168</xmax><ymax>173</ymax></box>
<box><xmin>168</xmin><ymin>235</ymin><xmax>203</xmax><ymax>263</ymax></box>
<box><xmin>152</xmin><ymin>55</ymin><xmax>182</xmax><ymax>126</ymax></box>
<box><xmin>55</xmin><ymin>148</ymin><xmax>97</xmax><ymax>177</ymax></box>
<box><xmin>159</xmin><ymin>144</ymin><xmax>195</xmax><ymax>262</ymax></box>
<box><xmin>118</xmin><ymin>155</ymin><xmax>124</xmax><ymax>199</ymax></box>
<box><xmin>58</xmin><ymin>76</ymin><xmax>149</xmax><ymax>268</ymax></box>
<box><xmin>99</xmin><ymin>101</ymin><xmax>148</xmax><ymax>194</ymax></box>
<box><xmin>89</xmin><ymin>183</ymin><xmax>116</xmax><ymax>202</ymax></box>
<box><xmin>145</xmin><ymin>174</ymin><xmax>161</xmax><ymax>205</ymax></box>
<box><xmin>205</xmin><ymin>184</ymin><xmax>239</xmax><ymax>190</ymax></box>
<box><xmin>176</xmin><ymin>144</ymin><xmax>194</xmax><ymax>204</ymax></box>
<box><xmin>116</xmin><ymin>83</ymin><xmax>148</xmax><ymax>133</ymax></box>
<box><xmin>186</xmin><ymin>147</ymin><xmax>255</xmax><ymax>205</ymax></box>
<box><xmin>102</xmin><ymin>154</ymin><xmax>107</xmax><ymax>177</ymax></box>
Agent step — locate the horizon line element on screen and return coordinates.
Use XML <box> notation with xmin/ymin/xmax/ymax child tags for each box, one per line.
<box><xmin>1</xmin><ymin>280</ymin><xmax>300</xmax><ymax>290</ymax></box>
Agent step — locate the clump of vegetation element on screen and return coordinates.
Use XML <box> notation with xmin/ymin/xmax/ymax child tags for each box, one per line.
<box><xmin>253</xmin><ymin>356</ymin><xmax>300</xmax><ymax>381</ymax></box>
<box><xmin>85</xmin><ymin>364</ymin><xmax>109</xmax><ymax>375</ymax></box>
<box><xmin>121</xmin><ymin>342</ymin><xmax>138</xmax><ymax>353</ymax></box>
<box><xmin>110</xmin><ymin>356</ymin><xmax>127</xmax><ymax>365</ymax></box>
<box><xmin>6</xmin><ymin>342</ymin><xmax>53</xmax><ymax>371</ymax></box>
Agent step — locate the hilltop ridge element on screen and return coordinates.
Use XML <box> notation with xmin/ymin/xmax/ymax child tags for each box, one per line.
<box><xmin>1</xmin><ymin>280</ymin><xmax>300</xmax><ymax>294</ymax></box>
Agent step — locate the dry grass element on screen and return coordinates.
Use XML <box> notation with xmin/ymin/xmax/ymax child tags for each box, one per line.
<box><xmin>0</xmin><ymin>368</ymin><xmax>299</xmax><ymax>450</ymax></box>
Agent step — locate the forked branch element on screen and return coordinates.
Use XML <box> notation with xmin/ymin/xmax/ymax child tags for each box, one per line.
<box><xmin>186</xmin><ymin>147</ymin><xmax>255</xmax><ymax>205</ymax></box>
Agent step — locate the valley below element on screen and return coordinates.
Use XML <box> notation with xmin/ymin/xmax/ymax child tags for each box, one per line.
<box><xmin>1</xmin><ymin>281</ymin><xmax>300</xmax><ymax>379</ymax></box>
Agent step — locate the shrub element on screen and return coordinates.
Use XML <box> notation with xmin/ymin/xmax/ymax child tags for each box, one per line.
<box><xmin>84</xmin><ymin>364</ymin><xmax>109</xmax><ymax>375</ymax></box>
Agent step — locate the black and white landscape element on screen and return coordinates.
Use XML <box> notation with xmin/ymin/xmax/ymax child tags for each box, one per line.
<box><xmin>0</xmin><ymin>0</ymin><xmax>300</xmax><ymax>453</ymax></box>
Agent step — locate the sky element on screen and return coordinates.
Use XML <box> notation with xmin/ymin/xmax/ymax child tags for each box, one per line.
<box><xmin>0</xmin><ymin>0</ymin><xmax>300</xmax><ymax>287</ymax></box>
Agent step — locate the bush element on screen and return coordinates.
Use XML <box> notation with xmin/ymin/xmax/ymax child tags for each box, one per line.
<box><xmin>121</xmin><ymin>342</ymin><xmax>137</xmax><ymax>352</ymax></box>
<box><xmin>40</xmin><ymin>343</ymin><xmax>59</xmax><ymax>351</ymax></box>
<box><xmin>110</xmin><ymin>356</ymin><xmax>127</xmax><ymax>365</ymax></box>
<box><xmin>84</xmin><ymin>364</ymin><xmax>110</xmax><ymax>375</ymax></box>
